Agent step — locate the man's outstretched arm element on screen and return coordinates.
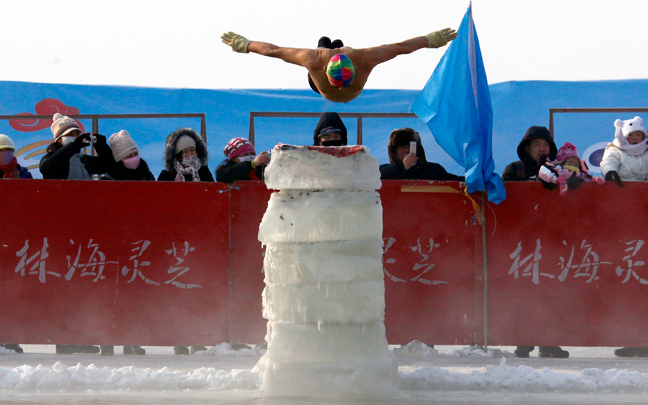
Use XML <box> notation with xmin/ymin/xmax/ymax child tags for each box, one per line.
<box><xmin>221</xmin><ymin>31</ymin><xmax>317</xmax><ymax>68</ymax></box>
<box><xmin>361</xmin><ymin>28</ymin><xmax>457</xmax><ymax>67</ymax></box>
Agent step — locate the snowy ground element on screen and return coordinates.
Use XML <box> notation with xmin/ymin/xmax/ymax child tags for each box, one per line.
<box><xmin>2</xmin><ymin>343</ymin><xmax>648</xmax><ymax>404</ymax></box>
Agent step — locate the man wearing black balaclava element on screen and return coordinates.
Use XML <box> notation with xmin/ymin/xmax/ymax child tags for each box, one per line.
<box><xmin>313</xmin><ymin>112</ymin><xmax>348</xmax><ymax>147</ymax></box>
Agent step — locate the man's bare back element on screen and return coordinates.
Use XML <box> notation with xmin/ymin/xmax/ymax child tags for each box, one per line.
<box><xmin>221</xmin><ymin>29</ymin><xmax>457</xmax><ymax>103</ymax></box>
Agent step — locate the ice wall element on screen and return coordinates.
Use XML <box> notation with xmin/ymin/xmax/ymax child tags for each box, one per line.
<box><xmin>257</xmin><ymin>145</ymin><xmax>398</xmax><ymax>399</ymax></box>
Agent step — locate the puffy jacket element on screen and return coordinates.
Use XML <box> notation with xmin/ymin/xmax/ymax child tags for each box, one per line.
<box><xmin>600</xmin><ymin>145</ymin><xmax>648</xmax><ymax>181</ymax></box>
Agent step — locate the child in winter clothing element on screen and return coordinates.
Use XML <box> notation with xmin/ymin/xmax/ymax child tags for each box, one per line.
<box><xmin>216</xmin><ymin>137</ymin><xmax>268</xmax><ymax>184</ymax></box>
<box><xmin>538</xmin><ymin>142</ymin><xmax>604</xmax><ymax>195</ymax></box>
<box><xmin>39</xmin><ymin>113</ymin><xmax>113</xmax><ymax>180</ymax></box>
<box><xmin>104</xmin><ymin>130</ymin><xmax>155</xmax><ymax>181</ymax></box>
<box><xmin>600</xmin><ymin>116</ymin><xmax>648</xmax><ymax>187</ymax></box>
<box><xmin>0</xmin><ymin>134</ymin><xmax>32</xmax><ymax>179</ymax></box>
<box><xmin>158</xmin><ymin>128</ymin><xmax>214</xmax><ymax>182</ymax></box>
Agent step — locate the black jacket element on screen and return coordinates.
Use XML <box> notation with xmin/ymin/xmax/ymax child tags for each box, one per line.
<box><xmin>502</xmin><ymin>126</ymin><xmax>558</xmax><ymax>182</ymax></box>
<box><xmin>104</xmin><ymin>159</ymin><xmax>156</xmax><ymax>181</ymax></box>
<box><xmin>39</xmin><ymin>141</ymin><xmax>113</xmax><ymax>179</ymax></box>
<box><xmin>380</xmin><ymin>162</ymin><xmax>464</xmax><ymax>181</ymax></box>
<box><xmin>216</xmin><ymin>160</ymin><xmax>263</xmax><ymax>184</ymax></box>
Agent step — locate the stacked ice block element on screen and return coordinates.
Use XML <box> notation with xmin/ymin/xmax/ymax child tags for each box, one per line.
<box><xmin>257</xmin><ymin>145</ymin><xmax>398</xmax><ymax>399</ymax></box>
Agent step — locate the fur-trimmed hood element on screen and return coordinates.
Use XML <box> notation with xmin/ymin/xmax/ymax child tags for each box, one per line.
<box><xmin>387</xmin><ymin>128</ymin><xmax>427</xmax><ymax>165</ymax></box>
<box><xmin>163</xmin><ymin>128</ymin><xmax>208</xmax><ymax>171</ymax></box>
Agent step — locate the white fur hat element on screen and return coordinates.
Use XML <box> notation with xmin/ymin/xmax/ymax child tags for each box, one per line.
<box><xmin>51</xmin><ymin>113</ymin><xmax>81</xmax><ymax>140</ymax></box>
<box><xmin>615</xmin><ymin>116</ymin><xmax>648</xmax><ymax>139</ymax></box>
<box><xmin>175</xmin><ymin>135</ymin><xmax>196</xmax><ymax>155</ymax></box>
<box><xmin>108</xmin><ymin>130</ymin><xmax>139</xmax><ymax>162</ymax></box>
<box><xmin>0</xmin><ymin>134</ymin><xmax>15</xmax><ymax>151</ymax></box>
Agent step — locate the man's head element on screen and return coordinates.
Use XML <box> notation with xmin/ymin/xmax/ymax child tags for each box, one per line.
<box><xmin>326</xmin><ymin>54</ymin><xmax>356</xmax><ymax>88</ymax></box>
<box><xmin>313</xmin><ymin>112</ymin><xmax>348</xmax><ymax>146</ymax></box>
<box><xmin>387</xmin><ymin>128</ymin><xmax>427</xmax><ymax>165</ymax></box>
<box><xmin>517</xmin><ymin>126</ymin><xmax>557</xmax><ymax>163</ymax></box>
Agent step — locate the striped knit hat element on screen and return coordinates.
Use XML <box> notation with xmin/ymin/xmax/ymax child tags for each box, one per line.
<box><xmin>223</xmin><ymin>137</ymin><xmax>255</xmax><ymax>160</ymax></box>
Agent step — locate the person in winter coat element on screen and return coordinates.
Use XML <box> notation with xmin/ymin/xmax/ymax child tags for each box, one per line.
<box><xmin>158</xmin><ymin>128</ymin><xmax>214</xmax><ymax>183</ymax></box>
<box><xmin>313</xmin><ymin>112</ymin><xmax>348</xmax><ymax>147</ymax></box>
<box><xmin>104</xmin><ymin>130</ymin><xmax>155</xmax><ymax>181</ymax></box>
<box><xmin>502</xmin><ymin>126</ymin><xmax>558</xmax><ymax>182</ymax></box>
<box><xmin>216</xmin><ymin>137</ymin><xmax>268</xmax><ymax>184</ymax></box>
<box><xmin>600</xmin><ymin>116</ymin><xmax>648</xmax><ymax>187</ymax></box>
<box><xmin>538</xmin><ymin>142</ymin><xmax>605</xmax><ymax>195</ymax></box>
<box><xmin>379</xmin><ymin>127</ymin><xmax>464</xmax><ymax>181</ymax></box>
<box><xmin>0</xmin><ymin>134</ymin><xmax>32</xmax><ymax>179</ymax></box>
<box><xmin>39</xmin><ymin>113</ymin><xmax>113</xmax><ymax>180</ymax></box>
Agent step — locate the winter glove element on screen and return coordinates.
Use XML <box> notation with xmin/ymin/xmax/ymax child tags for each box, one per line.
<box><xmin>566</xmin><ymin>174</ymin><xmax>586</xmax><ymax>190</ymax></box>
<box><xmin>221</xmin><ymin>31</ymin><xmax>250</xmax><ymax>53</ymax></box>
<box><xmin>71</xmin><ymin>133</ymin><xmax>92</xmax><ymax>150</ymax></box>
<box><xmin>604</xmin><ymin>170</ymin><xmax>624</xmax><ymax>187</ymax></box>
<box><xmin>426</xmin><ymin>28</ymin><xmax>457</xmax><ymax>48</ymax></box>
<box><xmin>92</xmin><ymin>134</ymin><xmax>107</xmax><ymax>145</ymax></box>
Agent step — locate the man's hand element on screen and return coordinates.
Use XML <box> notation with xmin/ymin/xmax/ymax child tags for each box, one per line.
<box><xmin>221</xmin><ymin>31</ymin><xmax>250</xmax><ymax>53</ymax></box>
<box><xmin>426</xmin><ymin>28</ymin><xmax>457</xmax><ymax>48</ymax></box>
<box><xmin>403</xmin><ymin>154</ymin><xmax>418</xmax><ymax>170</ymax></box>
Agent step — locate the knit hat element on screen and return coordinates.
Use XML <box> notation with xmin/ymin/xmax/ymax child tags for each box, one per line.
<box><xmin>326</xmin><ymin>54</ymin><xmax>356</xmax><ymax>88</ymax></box>
<box><xmin>615</xmin><ymin>116</ymin><xmax>648</xmax><ymax>139</ymax></box>
<box><xmin>0</xmin><ymin>134</ymin><xmax>15</xmax><ymax>151</ymax></box>
<box><xmin>223</xmin><ymin>137</ymin><xmax>255</xmax><ymax>159</ymax></box>
<box><xmin>51</xmin><ymin>113</ymin><xmax>81</xmax><ymax>140</ymax></box>
<box><xmin>555</xmin><ymin>142</ymin><xmax>578</xmax><ymax>163</ymax></box>
<box><xmin>108</xmin><ymin>130</ymin><xmax>138</xmax><ymax>162</ymax></box>
<box><xmin>175</xmin><ymin>135</ymin><xmax>196</xmax><ymax>154</ymax></box>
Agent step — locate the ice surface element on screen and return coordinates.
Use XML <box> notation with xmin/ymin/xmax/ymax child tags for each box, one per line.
<box><xmin>258</xmin><ymin>190</ymin><xmax>382</xmax><ymax>243</ymax></box>
<box><xmin>262</xmin><ymin>280</ymin><xmax>385</xmax><ymax>324</ymax></box>
<box><xmin>263</xmin><ymin>240</ymin><xmax>384</xmax><ymax>284</ymax></box>
<box><xmin>264</xmin><ymin>145</ymin><xmax>381</xmax><ymax>191</ymax></box>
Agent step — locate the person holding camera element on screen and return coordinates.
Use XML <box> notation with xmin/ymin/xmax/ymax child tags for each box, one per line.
<box><xmin>40</xmin><ymin>113</ymin><xmax>114</xmax><ymax>180</ymax></box>
<box><xmin>216</xmin><ymin>137</ymin><xmax>268</xmax><ymax>184</ymax></box>
<box><xmin>379</xmin><ymin>127</ymin><xmax>463</xmax><ymax>181</ymax></box>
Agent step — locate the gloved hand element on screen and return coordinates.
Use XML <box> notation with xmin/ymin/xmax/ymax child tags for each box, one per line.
<box><xmin>72</xmin><ymin>133</ymin><xmax>92</xmax><ymax>149</ymax></box>
<box><xmin>604</xmin><ymin>170</ymin><xmax>624</xmax><ymax>187</ymax></box>
<box><xmin>92</xmin><ymin>134</ymin><xmax>107</xmax><ymax>145</ymax></box>
<box><xmin>566</xmin><ymin>174</ymin><xmax>585</xmax><ymax>190</ymax></box>
<box><xmin>426</xmin><ymin>28</ymin><xmax>457</xmax><ymax>48</ymax></box>
<box><xmin>221</xmin><ymin>31</ymin><xmax>250</xmax><ymax>53</ymax></box>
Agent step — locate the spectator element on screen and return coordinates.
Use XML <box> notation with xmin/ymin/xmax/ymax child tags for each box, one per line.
<box><xmin>0</xmin><ymin>134</ymin><xmax>32</xmax><ymax>179</ymax></box>
<box><xmin>538</xmin><ymin>142</ymin><xmax>605</xmax><ymax>195</ymax></box>
<box><xmin>379</xmin><ymin>127</ymin><xmax>463</xmax><ymax>181</ymax></box>
<box><xmin>502</xmin><ymin>126</ymin><xmax>557</xmax><ymax>182</ymax></box>
<box><xmin>600</xmin><ymin>116</ymin><xmax>648</xmax><ymax>187</ymax></box>
<box><xmin>40</xmin><ymin>113</ymin><xmax>113</xmax><ymax>180</ymax></box>
<box><xmin>216</xmin><ymin>137</ymin><xmax>268</xmax><ymax>184</ymax></box>
<box><xmin>158</xmin><ymin>128</ymin><xmax>214</xmax><ymax>182</ymax></box>
<box><xmin>313</xmin><ymin>112</ymin><xmax>348</xmax><ymax>146</ymax></box>
<box><xmin>104</xmin><ymin>130</ymin><xmax>155</xmax><ymax>181</ymax></box>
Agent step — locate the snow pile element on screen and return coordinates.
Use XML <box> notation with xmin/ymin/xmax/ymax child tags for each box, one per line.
<box><xmin>0</xmin><ymin>347</ymin><xmax>18</xmax><ymax>356</ymax></box>
<box><xmin>257</xmin><ymin>145</ymin><xmax>398</xmax><ymax>399</ymax></box>
<box><xmin>393</xmin><ymin>341</ymin><xmax>515</xmax><ymax>359</ymax></box>
<box><xmin>193</xmin><ymin>343</ymin><xmax>265</xmax><ymax>357</ymax></box>
<box><xmin>400</xmin><ymin>361</ymin><xmax>648</xmax><ymax>393</ymax></box>
<box><xmin>0</xmin><ymin>362</ymin><xmax>260</xmax><ymax>391</ymax></box>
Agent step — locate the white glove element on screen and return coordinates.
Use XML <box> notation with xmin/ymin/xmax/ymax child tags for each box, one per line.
<box><xmin>426</xmin><ymin>28</ymin><xmax>457</xmax><ymax>48</ymax></box>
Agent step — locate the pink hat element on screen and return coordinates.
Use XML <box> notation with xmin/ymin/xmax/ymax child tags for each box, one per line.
<box><xmin>555</xmin><ymin>142</ymin><xmax>579</xmax><ymax>163</ymax></box>
<box><xmin>223</xmin><ymin>137</ymin><xmax>255</xmax><ymax>160</ymax></box>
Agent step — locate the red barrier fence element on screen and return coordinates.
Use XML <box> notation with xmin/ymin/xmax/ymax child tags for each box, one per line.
<box><xmin>1</xmin><ymin>179</ymin><xmax>646</xmax><ymax>347</ymax></box>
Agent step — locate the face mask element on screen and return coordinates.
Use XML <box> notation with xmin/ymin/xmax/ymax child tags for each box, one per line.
<box><xmin>123</xmin><ymin>155</ymin><xmax>140</xmax><ymax>170</ymax></box>
<box><xmin>320</xmin><ymin>139</ymin><xmax>345</xmax><ymax>147</ymax></box>
<box><xmin>237</xmin><ymin>155</ymin><xmax>255</xmax><ymax>162</ymax></box>
<box><xmin>60</xmin><ymin>136</ymin><xmax>75</xmax><ymax>145</ymax></box>
<box><xmin>182</xmin><ymin>154</ymin><xmax>200</xmax><ymax>166</ymax></box>
<box><xmin>0</xmin><ymin>150</ymin><xmax>14</xmax><ymax>165</ymax></box>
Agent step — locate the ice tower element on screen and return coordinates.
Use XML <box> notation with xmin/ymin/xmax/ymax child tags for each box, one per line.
<box><xmin>257</xmin><ymin>145</ymin><xmax>398</xmax><ymax>399</ymax></box>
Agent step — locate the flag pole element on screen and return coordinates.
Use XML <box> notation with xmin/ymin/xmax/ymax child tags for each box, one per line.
<box><xmin>481</xmin><ymin>191</ymin><xmax>488</xmax><ymax>352</ymax></box>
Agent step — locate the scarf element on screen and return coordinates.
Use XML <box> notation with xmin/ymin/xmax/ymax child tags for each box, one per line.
<box><xmin>0</xmin><ymin>157</ymin><xmax>18</xmax><ymax>178</ymax></box>
<box><xmin>68</xmin><ymin>153</ymin><xmax>91</xmax><ymax>180</ymax></box>
<box><xmin>173</xmin><ymin>155</ymin><xmax>201</xmax><ymax>182</ymax></box>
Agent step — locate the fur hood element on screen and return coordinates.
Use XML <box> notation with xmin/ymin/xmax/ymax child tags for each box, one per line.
<box><xmin>387</xmin><ymin>128</ymin><xmax>427</xmax><ymax>165</ymax></box>
<box><xmin>163</xmin><ymin>128</ymin><xmax>208</xmax><ymax>171</ymax></box>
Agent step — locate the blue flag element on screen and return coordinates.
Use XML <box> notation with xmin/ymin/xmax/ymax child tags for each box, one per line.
<box><xmin>411</xmin><ymin>3</ymin><xmax>506</xmax><ymax>204</ymax></box>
